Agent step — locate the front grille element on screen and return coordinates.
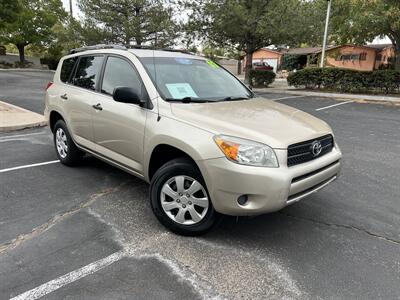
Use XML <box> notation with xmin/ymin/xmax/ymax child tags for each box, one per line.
<box><xmin>287</xmin><ymin>135</ymin><xmax>334</xmax><ymax>167</ymax></box>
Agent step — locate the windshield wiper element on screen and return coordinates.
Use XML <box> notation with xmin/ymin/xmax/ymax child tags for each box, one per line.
<box><xmin>218</xmin><ymin>96</ymin><xmax>250</xmax><ymax>102</ymax></box>
<box><xmin>165</xmin><ymin>97</ymin><xmax>211</xmax><ymax>103</ymax></box>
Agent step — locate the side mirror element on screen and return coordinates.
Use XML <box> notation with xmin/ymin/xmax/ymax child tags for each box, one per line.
<box><xmin>113</xmin><ymin>87</ymin><xmax>145</xmax><ymax>106</ymax></box>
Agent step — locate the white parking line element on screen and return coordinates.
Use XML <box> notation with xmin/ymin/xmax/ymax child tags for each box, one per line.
<box><xmin>315</xmin><ymin>101</ymin><xmax>353</xmax><ymax>111</ymax></box>
<box><xmin>270</xmin><ymin>95</ymin><xmax>305</xmax><ymax>101</ymax></box>
<box><xmin>10</xmin><ymin>251</ymin><xmax>126</xmax><ymax>300</ymax></box>
<box><xmin>0</xmin><ymin>132</ymin><xmax>46</xmax><ymax>140</ymax></box>
<box><xmin>0</xmin><ymin>160</ymin><xmax>59</xmax><ymax>174</ymax></box>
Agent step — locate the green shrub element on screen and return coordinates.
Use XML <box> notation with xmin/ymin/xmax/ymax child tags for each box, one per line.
<box><xmin>287</xmin><ymin>68</ymin><xmax>400</xmax><ymax>94</ymax></box>
<box><xmin>249</xmin><ymin>69</ymin><xmax>276</xmax><ymax>87</ymax></box>
<box><xmin>40</xmin><ymin>56</ymin><xmax>60</xmax><ymax>70</ymax></box>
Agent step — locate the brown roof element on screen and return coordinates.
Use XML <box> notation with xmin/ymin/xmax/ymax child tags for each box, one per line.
<box><xmin>365</xmin><ymin>44</ymin><xmax>393</xmax><ymax>50</ymax></box>
<box><xmin>312</xmin><ymin>44</ymin><xmax>394</xmax><ymax>54</ymax></box>
<box><xmin>261</xmin><ymin>44</ymin><xmax>394</xmax><ymax>57</ymax></box>
<box><xmin>258</xmin><ymin>48</ymin><xmax>283</xmax><ymax>55</ymax></box>
<box><xmin>284</xmin><ymin>47</ymin><xmax>323</xmax><ymax>55</ymax></box>
<box><xmin>283</xmin><ymin>46</ymin><xmax>337</xmax><ymax>55</ymax></box>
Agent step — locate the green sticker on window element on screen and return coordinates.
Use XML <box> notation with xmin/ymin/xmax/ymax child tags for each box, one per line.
<box><xmin>206</xmin><ymin>60</ymin><xmax>219</xmax><ymax>68</ymax></box>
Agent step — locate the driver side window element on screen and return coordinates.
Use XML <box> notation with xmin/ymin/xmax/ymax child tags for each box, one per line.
<box><xmin>101</xmin><ymin>56</ymin><xmax>143</xmax><ymax>97</ymax></box>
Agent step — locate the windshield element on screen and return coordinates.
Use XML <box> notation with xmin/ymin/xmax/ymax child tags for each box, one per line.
<box><xmin>139</xmin><ymin>57</ymin><xmax>253</xmax><ymax>102</ymax></box>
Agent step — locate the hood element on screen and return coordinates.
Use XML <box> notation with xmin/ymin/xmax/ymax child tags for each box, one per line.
<box><xmin>170</xmin><ymin>98</ymin><xmax>332</xmax><ymax>149</ymax></box>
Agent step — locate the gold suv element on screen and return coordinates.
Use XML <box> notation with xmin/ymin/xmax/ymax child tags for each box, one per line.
<box><xmin>45</xmin><ymin>45</ymin><xmax>342</xmax><ymax>235</ymax></box>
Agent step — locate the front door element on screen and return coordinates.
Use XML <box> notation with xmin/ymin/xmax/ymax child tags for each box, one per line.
<box><xmin>92</xmin><ymin>55</ymin><xmax>148</xmax><ymax>174</ymax></box>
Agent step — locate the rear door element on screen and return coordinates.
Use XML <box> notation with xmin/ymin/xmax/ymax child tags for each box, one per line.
<box><xmin>92</xmin><ymin>55</ymin><xmax>148</xmax><ymax>174</ymax></box>
<box><xmin>64</xmin><ymin>55</ymin><xmax>104</xmax><ymax>148</ymax></box>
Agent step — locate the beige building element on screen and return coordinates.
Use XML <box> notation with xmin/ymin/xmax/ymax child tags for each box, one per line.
<box><xmin>318</xmin><ymin>44</ymin><xmax>395</xmax><ymax>71</ymax></box>
<box><xmin>247</xmin><ymin>44</ymin><xmax>395</xmax><ymax>72</ymax></box>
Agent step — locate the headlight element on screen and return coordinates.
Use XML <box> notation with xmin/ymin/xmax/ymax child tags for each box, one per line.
<box><xmin>214</xmin><ymin>135</ymin><xmax>279</xmax><ymax>167</ymax></box>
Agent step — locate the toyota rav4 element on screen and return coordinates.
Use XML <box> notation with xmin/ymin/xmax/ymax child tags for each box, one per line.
<box><xmin>45</xmin><ymin>45</ymin><xmax>342</xmax><ymax>236</ymax></box>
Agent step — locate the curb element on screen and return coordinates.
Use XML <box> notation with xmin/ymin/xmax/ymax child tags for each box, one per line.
<box><xmin>255</xmin><ymin>88</ymin><xmax>400</xmax><ymax>103</ymax></box>
<box><xmin>0</xmin><ymin>101</ymin><xmax>47</xmax><ymax>132</ymax></box>
<box><xmin>0</xmin><ymin>68</ymin><xmax>55</xmax><ymax>73</ymax></box>
<box><xmin>0</xmin><ymin>120</ymin><xmax>48</xmax><ymax>132</ymax></box>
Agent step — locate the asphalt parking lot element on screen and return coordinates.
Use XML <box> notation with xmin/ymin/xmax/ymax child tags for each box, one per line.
<box><xmin>1</xmin><ymin>70</ymin><xmax>400</xmax><ymax>299</ymax></box>
<box><xmin>0</xmin><ymin>70</ymin><xmax>51</xmax><ymax>114</ymax></box>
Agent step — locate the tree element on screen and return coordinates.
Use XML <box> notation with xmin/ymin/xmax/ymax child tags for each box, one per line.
<box><xmin>78</xmin><ymin>0</ymin><xmax>179</xmax><ymax>47</ymax></box>
<box><xmin>0</xmin><ymin>0</ymin><xmax>21</xmax><ymax>29</ymax></box>
<box><xmin>330</xmin><ymin>0</ymin><xmax>400</xmax><ymax>70</ymax></box>
<box><xmin>184</xmin><ymin>0</ymin><xmax>326</xmax><ymax>82</ymax></box>
<box><xmin>0</xmin><ymin>0</ymin><xmax>66</xmax><ymax>64</ymax></box>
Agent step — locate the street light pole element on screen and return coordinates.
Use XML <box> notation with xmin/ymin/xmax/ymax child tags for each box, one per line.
<box><xmin>320</xmin><ymin>0</ymin><xmax>332</xmax><ymax>68</ymax></box>
<box><xmin>69</xmin><ymin>0</ymin><xmax>73</xmax><ymax>17</ymax></box>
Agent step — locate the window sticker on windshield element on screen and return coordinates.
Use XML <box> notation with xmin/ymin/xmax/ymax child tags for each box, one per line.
<box><xmin>175</xmin><ymin>58</ymin><xmax>193</xmax><ymax>65</ymax></box>
<box><xmin>166</xmin><ymin>83</ymin><xmax>198</xmax><ymax>99</ymax></box>
<box><xmin>206</xmin><ymin>60</ymin><xmax>219</xmax><ymax>68</ymax></box>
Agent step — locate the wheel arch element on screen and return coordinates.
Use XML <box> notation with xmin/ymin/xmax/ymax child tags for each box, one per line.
<box><xmin>49</xmin><ymin>110</ymin><xmax>65</xmax><ymax>132</ymax></box>
<box><xmin>147</xmin><ymin>143</ymin><xmax>201</xmax><ymax>182</ymax></box>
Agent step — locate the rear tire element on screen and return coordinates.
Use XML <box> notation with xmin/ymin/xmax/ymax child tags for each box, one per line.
<box><xmin>150</xmin><ymin>158</ymin><xmax>220</xmax><ymax>236</ymax></box>
<box><xmin>53</xmin><ymin>120</ymin><xmax>83</xmax><ymax>166</ymax></box>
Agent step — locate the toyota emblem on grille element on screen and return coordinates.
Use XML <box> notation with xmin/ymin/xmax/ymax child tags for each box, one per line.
<box><xmin>311</xmin><ymin>141</ymin><xmax>322</xmax><ymax>157</ymax></box>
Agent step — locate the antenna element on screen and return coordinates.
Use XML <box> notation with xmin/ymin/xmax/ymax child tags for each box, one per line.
<box><xmin>153</xmin><ymin>32</ymin><xmax>161</xmax><ymax>122</ymax></box>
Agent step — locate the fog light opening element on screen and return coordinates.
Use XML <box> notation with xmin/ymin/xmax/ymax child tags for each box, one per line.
<box><xmin>237</xmin><ymin>195</ymin><xmax>248</xmax><ymax>206</ymax></box>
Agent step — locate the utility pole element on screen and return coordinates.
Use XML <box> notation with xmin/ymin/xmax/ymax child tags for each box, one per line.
<box><xmin>320</xmin><ymin>0</ymin><xmax>332</xmax><ymax>68</ymax></box>
<box><xmin>69</xmin><ymin>0</ymin><xmax>73</xmax><ymax>17</ymax></box>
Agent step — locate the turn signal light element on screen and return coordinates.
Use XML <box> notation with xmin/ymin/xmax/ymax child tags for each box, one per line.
<box><xmin>214</xmin><ymin>137</ymin><xmax>239</xmax><ymax>161</ymax></box>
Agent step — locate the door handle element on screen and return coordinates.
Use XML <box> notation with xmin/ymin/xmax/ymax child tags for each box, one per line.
<box><xmin>60</xmin><ymin>93</ymin><xmax>68</xmax><ymax>100</ymax></box>
<box><xmin>92</xmin><ymin>103</ymin><xmax>103</xmax><ymax>111</ymax></box>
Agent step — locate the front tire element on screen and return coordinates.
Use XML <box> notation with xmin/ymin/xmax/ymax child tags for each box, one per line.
<box><xmin>53</xmin><ymin>120</ymin><xmax>83</xmax><ymax>166</ymax></box>
<box><xmin>150</xmin><ymin>158</ymin><xmax>220</xmax><ymax>236</ymax></box>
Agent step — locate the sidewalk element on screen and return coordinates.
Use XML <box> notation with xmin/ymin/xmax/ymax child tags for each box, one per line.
<box><xmin>255</xmin><ymin>79</ymin><xmax>400</xmax><ymax>103</ymax></box>
<box><xmin>0</xmin><ymin>101</ymin><xmax>47</xmax><ymax>132</ymax></box>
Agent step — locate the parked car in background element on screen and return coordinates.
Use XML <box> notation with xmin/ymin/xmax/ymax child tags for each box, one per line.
<box><xmin>253</xmin><ymin>62</ymin><xmax>274</xmax><ymax>71</ymax></box>
<box><xmin>45</xmin><ymin>45</ymin><xmax>342</xmax><ymax>236</ymax></box>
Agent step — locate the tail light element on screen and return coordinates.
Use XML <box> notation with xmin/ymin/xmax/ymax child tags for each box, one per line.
<box><xmin>46</xmin><ymin>81</ymin><xmax>54</xmax><ymax>91</ymax></box>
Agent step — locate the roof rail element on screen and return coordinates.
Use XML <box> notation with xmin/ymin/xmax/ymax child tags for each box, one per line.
<box><xmin>126</xmin><ymin>45</ymin><xmax>153</xmax><ymax>50</ymax></box>
<box><xmin>160</xmin><ymin>48</ymin><xmax>193</xmax><ymax>55</ymax></box>
<box><xmin>126</xmin><ymin>45</ymin><xmax>193</xmax><ymax>55</ymax></box>
<box><xmin>69</xmin><ymin>44</ymin><xmax>127</xmax><ymax>54</ymax></box>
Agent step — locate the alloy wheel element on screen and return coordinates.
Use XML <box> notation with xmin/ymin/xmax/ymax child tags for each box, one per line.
<box><xmin>55</xmin><ymin>128</ymin><xmax>68</xmax><ymax>159</ymax></box>
<box><xmin>160</xmin><ymin>175</ymin><xmax>209</xmax><ymax>225</ymax></box>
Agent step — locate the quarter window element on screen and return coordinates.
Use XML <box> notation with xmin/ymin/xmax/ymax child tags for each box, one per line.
<box><xmin>60</xmin><ymin>57</ymin><xmax>77</xmax><ymax>83</ymax></box>
<box><xmin>101</xmin><ymin>56</ymin><xmax>143</xmax><ymax>96</ymax></box>
<box><xmin>73</xmin><ymin>56</ymin><xmax>103</xmax><ymax>90</ymax></box>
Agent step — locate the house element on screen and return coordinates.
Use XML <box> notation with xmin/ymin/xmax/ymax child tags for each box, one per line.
<box><xmin>315</xmin><ymin>44</ymin><xmax>395</xmax><ymax>71</ymax></box>
<box><xmin>243</xmin><ymin>48</ymin><xmax>283</xmax><ymax>72</ymax></box>
<box><xmin>246</xmin><ymin>44</ymin><xmax>395</xmax><ymax>73</ymax></box>
<box><xmin>368</xmin><ymin>44</ymin><xmax>395</xmax><ymax>69</ymax></box>
<box><xmin>281</xmin><ymin>47</ymin><xmax>328</xmax><ymax>69</ymax></box>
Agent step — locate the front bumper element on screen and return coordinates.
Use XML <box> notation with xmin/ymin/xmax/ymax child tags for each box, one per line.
<box><xmin>197</xmin><ymin>146</ymin><xmax>342</xmax><ymax>216</ymax></box>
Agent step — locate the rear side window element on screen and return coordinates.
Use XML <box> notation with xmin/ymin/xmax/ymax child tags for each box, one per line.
<box><xmin>60</xmin><ymin>57</ymin><xmax>77</xmax><ymax>83</ymax></box>
<box><xmin>101</xmin><ymin>56</ymin><xmax>143</xmax><ymax>96</ymax></box>
<box><xmin>72</xmin><ymin>56</ymin><xmax>103</xmax><ymax>91</ymax></box>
